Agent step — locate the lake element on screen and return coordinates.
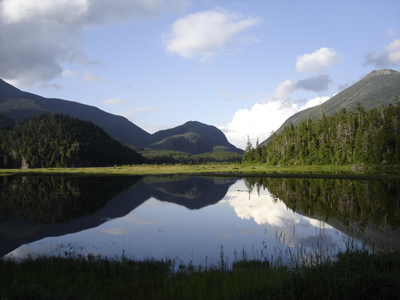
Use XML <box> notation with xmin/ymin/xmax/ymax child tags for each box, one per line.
<box><xmin>1</xmin><ymin>175</ymin><xmax>399</xmax><ymax>267</ymax></box>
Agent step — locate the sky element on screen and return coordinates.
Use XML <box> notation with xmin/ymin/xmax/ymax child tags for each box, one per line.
<box><xmin>1</xmin><ymin>0</ymin><xmax>400</xmax><ymax>149</ymax></box>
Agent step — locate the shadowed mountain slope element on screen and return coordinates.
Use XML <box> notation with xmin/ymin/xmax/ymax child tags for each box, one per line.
<box><xmin>0</xmin><ymin>79</ymin><xmax>242</xmax><ymax>153</ymax></box>
<box><xmin>0</xmin><ymin>79</ymin><xmax>150</xmax><ymax>146</ymax></box>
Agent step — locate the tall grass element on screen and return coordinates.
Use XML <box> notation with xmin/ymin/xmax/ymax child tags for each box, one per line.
<box><xmin>1</xmin><ymin>236</ymin><xmax>399</xmax><ymax>300</ymax></box>
<box><xmin>2</xmin><ymin>163</ymin><xmax>398</xmax><ymax>179</ymax></box>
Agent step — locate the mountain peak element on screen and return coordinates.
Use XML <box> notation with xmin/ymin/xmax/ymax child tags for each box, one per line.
<box><xmin>365</xmin><ymin>69</ymin><xmax>400</xmax><ymax>78</ymax></box>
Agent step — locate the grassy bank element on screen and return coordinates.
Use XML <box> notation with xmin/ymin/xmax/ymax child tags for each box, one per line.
<box><xmin>0</xmin><ymin>163</ymin><xmax>399</xmax><ymax>179</ymax></box>
<box><xmin>1</xmin><ymin>247</ymin><xmax>399</xmax><ymax>300</ymax></box>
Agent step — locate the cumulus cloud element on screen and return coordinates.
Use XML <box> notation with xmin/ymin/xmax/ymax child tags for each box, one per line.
<box><xmin>163</xmin><ymin>9</ymin><xmax>260</xmax><ymax>61</ymax></box>
<box><xmin>295</xmin><ymin>74</ymin><xmax>332</xmax><ymax>92</ymax></box>
<box><xmin>296</xmin><ymin>47</ymin><xmax>342</xmax><ymax>73</ymax></box>
<box><xmin>299</xmin><ymin>96</ymin><xmax>330</xmax><ymax>111</ymax></box>
<box><xmin>0</xmin><ymin>0</ymin><xmax>188</xmax><ymax>86</ymax></box>
<box><xmin>223</xmin><ymin>100</ymin><xmax>298</xmax><ymax>149</ymax></box>
<box><xmin>365</xmin><ymin>38</ymin><xmax>400</xmax><ymax>68</ymax></box>
<box><xmin>272</xmin><ymin>79</ymin><xmax>296</xmax><ymax>101</ymax></box>
<box><xmin>223</xmin><ymin>76</ymin><xmax>331</xmax><ymax>149</ymax></box>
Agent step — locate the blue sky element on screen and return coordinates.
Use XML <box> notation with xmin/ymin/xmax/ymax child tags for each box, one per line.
<box><xmin>1</xmin><ymin>0</ymin><xmax>400</xmax><ymax>149</ymax></box>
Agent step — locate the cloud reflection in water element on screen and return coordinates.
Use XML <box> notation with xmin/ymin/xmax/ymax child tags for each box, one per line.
<box><xmin>5</xmin><ymin>180</ymin><xmax>356</xmax><ymax>266</ymax></box>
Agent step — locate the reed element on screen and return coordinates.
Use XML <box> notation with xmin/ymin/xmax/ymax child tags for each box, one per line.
<box><xmin>1</xmin><ymin>239</ymin><xmax>399</xmax><ymax>300</ymax></box>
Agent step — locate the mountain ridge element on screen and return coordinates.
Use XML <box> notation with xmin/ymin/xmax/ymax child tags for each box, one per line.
<box><xmin>0</xmin><ymin>79</ymin><xmax>242</xmax><ymax>153</ymax></box>
<box><xmin>0</xmin><ymin>78</ymin><xmax>151</xmax><ymax>146</ymax></box>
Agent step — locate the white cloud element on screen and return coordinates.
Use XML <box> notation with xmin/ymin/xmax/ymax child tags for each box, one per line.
<box><xmin>272</xmin><ymin>79</ymin><xmax>296</xmax><ymax>101</ymax></box>
<box><xmin>223</xmin><ymin>100</ymin><xmax>298</xmax><ymax>149</ymax></box>
<box><xmin>296</xmin><ymin>48</ymin><xmax>342</xmax><ymax>73</ymax></box>
<box><xmin>223</xmin><ymin>75</ymin><xmax>332</xmax><ymax>149</ymax></box>
<box><xmin>387</xmin><ymin>29</ymin><xmax>397</xmax><ymax>36</ymax></box>
<box><xmin>0</xmin><ymin>0</ymin><xmax>188</xmax><ymax>86</ymax></box>
<box><xmin>365</xmin><ymin>38</ymin><xmax>400</xmax><ymax>67</ymax></box>
<box><xmin>101</xmin><ymin>98</ymin><xmax>130</xmax><ymax>105</ymax></box>
<box><xmin>0</xmin><ymin>0</ymin><xmax>89</xmax><ymax>25</ymax></box>
<box><xmin>299</xmin><ymin>96</ymin><xmax>330</xmax><ymax>111</ymax></box>
<box><xmin>164</xmin><ymin>9</ymin><xmax>260</xmax><ymax>61</ymax></box>
<box><xmin>84</xmin><ymin>70</ymin><xmax>107</xmax><ymax>83</ymax></box>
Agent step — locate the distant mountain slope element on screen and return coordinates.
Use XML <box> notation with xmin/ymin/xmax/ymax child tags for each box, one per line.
<box><xmin>0</xmin><ymin>79</ymin><xmax>150</xmax><ymax>146</ymax></box>
<box><xmin>147</xmin><ymin>121</ymin><xmax>243</xmax><ymax>154</ymax></box>
<box><xmin>262</xmin><ymin>69</ymin><xmax>400</xmax><ymax>145</ymax></box>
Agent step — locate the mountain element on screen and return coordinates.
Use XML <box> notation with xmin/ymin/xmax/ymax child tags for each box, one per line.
<box><xmin>0</xmin><ymin>113</ymin><xmax>15</xmax><ymax>128</ymax></box>
<box><xmin>0</xmin><ymin>78</ymin><xmax>150</xmax><ymax>146</ymax></box>
<box><xmin>146</xmin><ymin>121</ymin><xmax>243</xmax><ymax>154</ymax></box>
<box><xmin>0</xmin><ymin>79</ymin><xmax>242</xmax><ymax>154</ymax></box>
<box><xmin>262</xmin><ymin>69</ymin><xmax>400</xmax><ymax>145</ymax></box>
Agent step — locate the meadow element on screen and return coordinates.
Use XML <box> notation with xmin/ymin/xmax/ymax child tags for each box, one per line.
<box><xmin>0</xmin><ymin>163</ymin><xmax>399</xmax><ymax>179</ymax></box>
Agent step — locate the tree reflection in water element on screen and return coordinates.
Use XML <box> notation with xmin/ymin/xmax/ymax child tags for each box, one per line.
<box><xmin>1</xmin><ymin>175</ymin><xmax>399</xmax><ymax>265</ymax></box>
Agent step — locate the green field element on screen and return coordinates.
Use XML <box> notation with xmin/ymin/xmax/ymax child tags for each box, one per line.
<box><xmin>1</xmin><ymin>163</ymin><xmax>399</xmax><ymax>180</ymax></box>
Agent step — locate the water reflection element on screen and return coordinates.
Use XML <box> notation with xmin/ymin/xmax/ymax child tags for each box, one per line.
<box><xmin>0</xmin><ymin>175</ymin><xmax>236</xmax><ymax>258</ymax></box>
<box><xmin>1</xmin><ymin>175</ymin><xmax>399</xmax><ymax>266</ymax></box>
<box><xmin>244</xmin><ymin>177</ymin><xmax>400</xmax><ymax>250</ymax></box>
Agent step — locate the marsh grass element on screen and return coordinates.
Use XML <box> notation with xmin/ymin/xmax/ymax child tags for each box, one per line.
<box><xmin>1</xmin><ymin>238</ymin><xmax>399</xmax><ymax>300</ymax></box>
<box><xmin>1</xmin><ymin>163</ymin><xmax>399</xmax><ymax>180</ymax></box>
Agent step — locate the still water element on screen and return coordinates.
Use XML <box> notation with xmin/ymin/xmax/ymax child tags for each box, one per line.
<box><xmin>1</xmin><ymin>175</ymin><xmax>399</xmax><ymax>266</ymax></box>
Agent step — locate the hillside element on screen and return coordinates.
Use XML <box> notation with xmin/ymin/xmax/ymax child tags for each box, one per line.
<box><xmin>0</xmin><ymin>79</ymin><xmax>150</xmax><ymax>146</ymax></box>
<box><xmin>0</xmin><ymin>114</ymin><xmax>145</xmax><ymax>168</ymax></box>
<box><xmin>0</xmin><ymin>79</ymin><xmax>242</xmax><ymax>154</ymax></box>
<box><xmin>262</xmin><ymin>69</ymin><xmax>400</xmax><ymax>145</ymax></box>
<box><xmin>244</xmin><ymin>101</ymin><xmax>400</xmax><ymax>165</ymax></box>
<box><xmin>147</xmin><ymin>121</ymin><xmax>243</xmax><ymax>154</ymax></box>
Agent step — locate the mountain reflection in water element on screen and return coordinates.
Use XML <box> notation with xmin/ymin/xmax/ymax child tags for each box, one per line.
<box><xmin>1</xmin><ymin>175</ymin><xmax>399</xmax><ymax>265</ymax></box>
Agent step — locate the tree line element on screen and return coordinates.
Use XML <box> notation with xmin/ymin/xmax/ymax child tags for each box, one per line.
<box><xmin>136</xmin><ymin>148</ymin><xmax>242</xmax><ymax>165</ymax></box>
<box><xmin>243</xmin><ymin>97</ymin><xmax>400</xmax><ymax>165</ymax></box>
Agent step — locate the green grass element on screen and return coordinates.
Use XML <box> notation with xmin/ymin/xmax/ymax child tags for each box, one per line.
<box><xmin>1</xmin><ymin>163</ymin><xmax>399</xmax><ymax>179</ymax></box>
<box><xmin>1</xmin><ymin>246</ymin><xmax>399</xmax><ymax>300</ymax></box>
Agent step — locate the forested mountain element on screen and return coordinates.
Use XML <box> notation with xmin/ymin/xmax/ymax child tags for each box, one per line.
<box><xmin>0</xmin><ymin>113</ymin><xmax>15</xmax><ymax>129</ymax></box>
<box><xmin>0</xmin><ymin>79</ymin><xmax>242</xmax><ymax>154</ymax></box>
<box><xmin>262</xmin><ymin>69</ymin><xmax>400</xmax><ymax>145</ymax></box>
<box><xmin>0</xmin><ymin>79</ymin><xmax>150</xmax><ymax>146</ymax></box>
<box><xmin>0</xmin><ymin>114</ymin><xmax>145</xmax><ymax>168</ymax></box>
<box><xmin>243</xmin><ymin>99</ymin><xmax>400</xmax><ymax>165</ymax></box>
<box><xmin>146</xmin><ymin>121</ymin><xmax>243</xmax><ymax>154</ymax></box>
